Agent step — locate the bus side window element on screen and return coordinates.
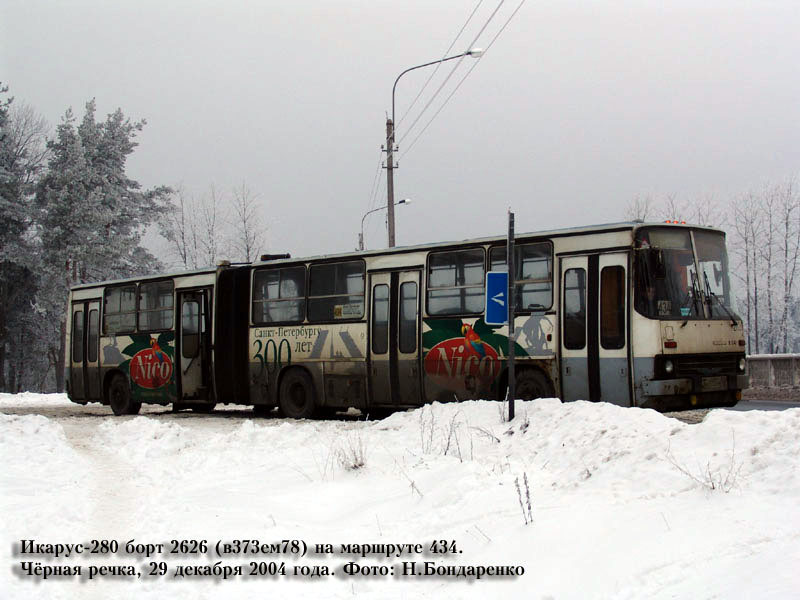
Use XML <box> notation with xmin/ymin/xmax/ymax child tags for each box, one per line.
<box><xmin>104</xmin><ymin>285</ymin><xmax>137</xmax><ymax>334</ymax></box>
<box><xmin>427</xmin><ymin>248</ymin><xmax>485</xmax><ymax>316</ymax></box>
<box><xmin>139</xmin><ymin>281</ymin><xmax>174</xmax><ymax>331</ymax></box>
<box><xmin>308</xmin><ymin>260</ymin><xmax>365</xmax><ymax>322</ymax></box>
<box><xmin>252</xmin><ymin>266</ymin><xmax>306</xmax><ymax>324</ymax></box>
<box><xmin>490</xmin><ymin>242</ymin><xmax>553</xmax><ymax>310</ymax></box>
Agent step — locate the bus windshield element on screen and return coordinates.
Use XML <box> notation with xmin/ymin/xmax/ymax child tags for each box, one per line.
<box><xmin>634</xmin><ymin>227</ymin><xmax>738</xmax><ymax>321</ymax></box>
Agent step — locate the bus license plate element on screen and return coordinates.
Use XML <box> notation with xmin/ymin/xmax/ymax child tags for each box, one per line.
<box><xmin>701</xmin><ymin>376</ymin><xmax>727</xmax><ymax>392</ymax></box>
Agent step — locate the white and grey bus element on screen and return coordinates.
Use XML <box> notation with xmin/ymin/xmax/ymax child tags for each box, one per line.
<box><xmin>66</xmin><ymin>221</ymin><xmax>748</xmax><ymax>416</ymax></box>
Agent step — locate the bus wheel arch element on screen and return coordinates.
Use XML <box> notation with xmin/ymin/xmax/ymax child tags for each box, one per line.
<box><xmin>102</xmin><ymin>369</ymin><xmax>125</xmax><ymax>406</ymax></box>
<box><xmin>107</xmin><ymin>372</ymin><xmax>142</xmax><ymax>416</ymax></box>
<box><xmin>277</xmin><ymin>367</ymin><xmax>317</xmax><ymax>419</ymax></box>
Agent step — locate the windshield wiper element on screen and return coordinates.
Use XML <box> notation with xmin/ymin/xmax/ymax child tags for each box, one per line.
<box><xmin>689</xmin><ymin>270</ymin><xmax>702</xmax><ymax>317</ymax></box>
<box><xmin>703</xmin><ymin>272</ymin><xmax>737</xmax><ymax>327</ymax></box>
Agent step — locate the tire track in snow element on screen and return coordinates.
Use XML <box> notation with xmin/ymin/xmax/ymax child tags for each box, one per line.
<box><xmin>59</xmin><ymin>416</ymin><xmax>145</xmax><ymax>536</ymax></box>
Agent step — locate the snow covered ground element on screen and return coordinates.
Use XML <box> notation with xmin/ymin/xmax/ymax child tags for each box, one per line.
<box><xmin>1</xmin><ymin>392</ymin><xmax>799</xmax><ymax>599</ymax></box>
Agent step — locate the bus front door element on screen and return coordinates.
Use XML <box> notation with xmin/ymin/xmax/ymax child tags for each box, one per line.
<box><xmin>69</xmin><ymin>300</ymin><xmax>101</xmax><ymax>402</ymax></box>
<box><xmin>368</xmin><ymin>270</ymin><xmax>422</xmax><ymax>408</ymax></box>
<box><xmin>178</xmin><ymin>289</ymin><xmax>211</xmax><ymax>401</ymax></box>
<box><xmin>559</xmin><ymin>253</ymin><xmax>630</xmax><ymax>406</ymax></box>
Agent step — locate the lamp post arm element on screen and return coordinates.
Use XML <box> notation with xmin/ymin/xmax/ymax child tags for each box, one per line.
<box><xmin>361</xmin><ymin>204</ymin><xmax>388</xmax><ymax>232</ymax></box>
<box><xmin>391</xmin><ymin>52</ymin><xmax>468</xmax><ymax>138</ymax></box>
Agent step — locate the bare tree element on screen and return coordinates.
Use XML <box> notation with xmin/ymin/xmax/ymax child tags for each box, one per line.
<box><xmin>159</xmin><ymin>184</ymin><xmax>231</xmax><ymax>269</ymax></box>
<box><xmin>198</xmin><ymin>184</ymin><xmax>227</xmax><ymax>267</ymax></box>
<box><xmin>731</xmin><ymin>192</ymin><xmax>765</xmax><ymax>353</ymax></box>
<box><xmin>657</xmin><ymin>193</ymin><xmax>684</xmax><ymax>222</ymax></box>
<box><xmin>761</xmin><ymin>188</ymin><xmax>778</xmax><ymax>352</ymax></box>
<box><xmin>229</xmin><ymin>181</ymin><xmax>266</xmax><ymax>262</ymax></box>
<box><xmin>159</xmin><ymin>185</ymin><xmax>198</xmax><ymax>269</ymax></box>
<box><xmin>625</xmin><ymin>194</ymin><xmax>654</xmax><ymax>221</ymax></box>
<box><xmin>777</xmin><ymin>180</ymin><xmax>800</xmax><ymax>352</ymax></box>
<box><xmin>690</xmin><ymin>192</ymin><xmax>724</xmax><ymax>228</ymax></box>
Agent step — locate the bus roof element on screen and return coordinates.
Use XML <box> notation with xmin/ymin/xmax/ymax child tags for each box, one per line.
<box><xmin>69</xmin><ymin>265</ymin><xmax>222</xmax><ymax>291</ymax></box>
<box><xmin>70</xmin><ymin>220</ymin><xmax>723</xmax><ymax>290</ymax></box>
<box><xmin>251</xmin><ymin>220</ymin><xmax>723</xmax><ymax>266</ymax></box>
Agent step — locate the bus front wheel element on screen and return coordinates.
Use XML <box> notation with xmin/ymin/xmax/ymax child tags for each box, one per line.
<box><xmin>109</xmin><ymin>374</ymin><xmax>141</xmax><ymax>416</ymax></box>
<box><xmin>279</xmin><ymin>370</ymin><xmax>316</xmax><ymax>419</ymax></box>
<box><xmin>515</xmin><ymin>370</ymin><xmax>554</xmax><ymax>401</ymax></box>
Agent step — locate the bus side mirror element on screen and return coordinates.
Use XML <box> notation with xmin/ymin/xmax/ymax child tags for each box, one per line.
<box><xmin>714</xmin><ymin>263</ymin><xmax>722</xmax><ymax>286</ymax></box>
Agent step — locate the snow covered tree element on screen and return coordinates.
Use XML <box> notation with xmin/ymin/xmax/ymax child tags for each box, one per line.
<box><xmin>35</xmin><ymin>99</ymin><xmax>171</xmax><ymax>391</ymax></box>
<box><xmin>0</xmin><ymin>85</ymin><xmax>51</xmax><ymax>391</ymax></box>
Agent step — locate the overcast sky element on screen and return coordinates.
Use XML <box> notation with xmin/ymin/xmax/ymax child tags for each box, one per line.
<box><xmin>2</xmin><ymin>0</ymin><xmax>798</xmax><ymax>260</ymax></box>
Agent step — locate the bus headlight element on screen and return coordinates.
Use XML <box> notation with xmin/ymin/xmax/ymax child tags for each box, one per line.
<box><xmin>738</xmin><ymin>358</ymin><xmax>746</xmax><ymax>372</ymax></box>
<box><xmin>664</xmin><ymin>360</ymin><xmax>674</xmax><ymax>375</ymax></box>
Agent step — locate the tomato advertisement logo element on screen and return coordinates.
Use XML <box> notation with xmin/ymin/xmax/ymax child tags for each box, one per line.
<box><xmin>120</xmin><ymin>333</ymin><xmax>175</xmax><ymax>393</ymax></box>
<box><xmin>130</xmin><ymin>339</ymin><xmax>173</xmax><ymax>389</ymax></box>
<box><xmin>424</xmin><ymin>324</ymin><xmax>501</xmax><ymax>380</ymax></box>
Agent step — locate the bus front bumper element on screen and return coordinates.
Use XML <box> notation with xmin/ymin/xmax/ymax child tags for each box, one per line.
<box><xmin>642</xmin><ymin>374</ymin><xmax>749</xmax><ymax>397</ymax></box>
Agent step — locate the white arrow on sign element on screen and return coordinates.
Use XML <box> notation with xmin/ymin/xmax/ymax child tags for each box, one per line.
<box><xmin>492</xmin><ymin>292</ymin><xmax>505</xmax><ymax>307</ymax></box>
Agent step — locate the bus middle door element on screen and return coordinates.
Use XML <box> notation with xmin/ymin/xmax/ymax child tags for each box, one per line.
<box><xmin>368</xmin><ymin>270</ymin><xmax>422</xmax><ymax>408</ymax></box>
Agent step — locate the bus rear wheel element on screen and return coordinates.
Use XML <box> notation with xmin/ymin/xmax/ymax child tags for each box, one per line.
<box><xmin>279</xmin><ymin>370</ymin><xmax>316</xmax><ymax>419</ymax></box>
<box><xmin>109</xmin><ymin>374</ymin><xmax>141</xmax><ymax>416</ymax></box>
<box><xmin>515</xmin><ymin>369</ymin><xmax>554</xmax><ymax>401</ymax></box>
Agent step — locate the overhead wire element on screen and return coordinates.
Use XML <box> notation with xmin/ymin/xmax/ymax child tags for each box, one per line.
<box><xmin>366</xmin><ymin>150</ymin><xmax>384</xmax><ymax>212</ymax></box>
<box><xmin>399</xmin><ymin>0</ymin><xmax>527</xmax><ymax>161</ymax></box>
<box><xmin>365</xmin><ymin>0</ymin><xmax>523</xmax><ymax>248</ymax></box>
<box><xmin>396</xmin><ymin>0</ymin><xmax>486</xmax><ymax>129</ymax></box>
<box><xmin>364</xmin><ymin>178</ymin><xmax>387</xmax><ymax>248</ymax></box>
<box><xmin>397</xmin><ymin>0</ymin><xmax>507</xmax><ymax>148</ymax></box>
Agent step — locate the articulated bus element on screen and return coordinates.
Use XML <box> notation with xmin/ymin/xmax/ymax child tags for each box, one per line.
<box><xmin>66</xmin><ymin>221</ymin><xmax>748</xmax><ymax>417</ymax></box>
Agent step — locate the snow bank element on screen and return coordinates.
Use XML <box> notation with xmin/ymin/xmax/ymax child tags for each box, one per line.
<box><xmin>0</xmin><ymin>414</ymin><xmax>93</xmax><ymax>537</ymax></box>
<box><xmin>1</xmin><ymin>394</ymin><xmax>799</xmax><ymax>599</ymax></box>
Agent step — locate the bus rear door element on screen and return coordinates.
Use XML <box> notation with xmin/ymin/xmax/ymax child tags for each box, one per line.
<box><xmin>69</xmin><ymin>300</ymin><xmax>101</xmax><ymax>402</ymax></box>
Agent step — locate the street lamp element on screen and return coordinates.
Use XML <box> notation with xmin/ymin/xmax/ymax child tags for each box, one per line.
<box><xmin>385</xmin><ymin>48</ymin><xmax>483</xmax><ymax>247</ymax></box>
<box><xmin>359</xmin><ymin>198</ymin><xmax>411</xmax><ymax>251</ymax></box>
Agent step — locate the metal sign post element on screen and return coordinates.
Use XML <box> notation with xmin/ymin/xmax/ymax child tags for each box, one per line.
<box><xmin>507</xmin><ymin>210</ymin><xmax>515</xmax><ymax>421</ymax></box>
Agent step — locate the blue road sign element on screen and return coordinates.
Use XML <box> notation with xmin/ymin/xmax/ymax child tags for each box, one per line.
<box><xmin>485</xmin><ymin>271</ymin><xmax>508</xmax><ymax>326</ymax></box>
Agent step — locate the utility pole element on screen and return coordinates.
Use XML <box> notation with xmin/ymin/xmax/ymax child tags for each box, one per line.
<box><xmin>385</xmin><ymin>118</ymin><xmax>396</xmax><ymax>247</ymax></box>
<box><xmin>507</xmin><ymin>210</ymin><xmax>516</xmax><ymax>421</ymax></box>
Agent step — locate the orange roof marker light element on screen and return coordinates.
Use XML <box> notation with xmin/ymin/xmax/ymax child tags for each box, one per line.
<box><xmin>664</xmin><ymin>220</ymin><xmax>687</xmax><ymax>224</ymax></box>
